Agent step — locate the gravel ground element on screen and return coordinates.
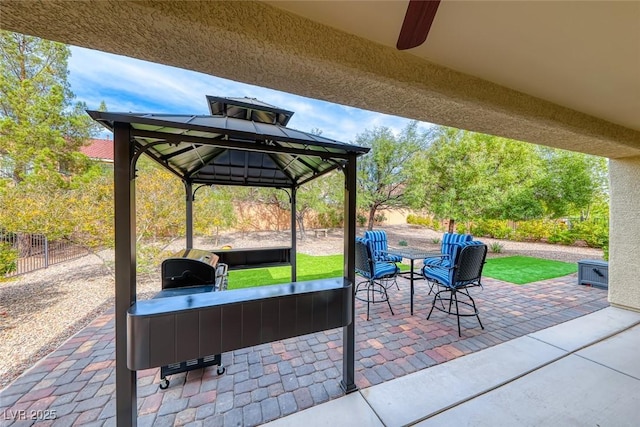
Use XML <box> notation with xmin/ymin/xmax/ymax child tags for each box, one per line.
<box><xmin>0</xmin><ymin>225</ymin><xmax>603</xmax><ymax>389</ymax></box>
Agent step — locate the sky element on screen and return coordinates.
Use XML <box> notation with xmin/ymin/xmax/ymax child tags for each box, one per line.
<box><xmin>67</xmin><ymin>46</ymin><xmax>434</xmax><ymax>143</ymax></box>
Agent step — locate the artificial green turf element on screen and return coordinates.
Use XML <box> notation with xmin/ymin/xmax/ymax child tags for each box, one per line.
<box><xmin>483</xmin><ymin>255</ymin><xmax>577</xmax><ymax>285</ymax></box>
<box><xmin>227</xmin><ymin>253</ymin><xmax>408</xmax><ymax>289</ymax></box>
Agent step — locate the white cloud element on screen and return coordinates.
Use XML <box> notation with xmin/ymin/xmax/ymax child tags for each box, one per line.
<box><xmin>68</xmin><ymin>46</ymin><xmax>434</xmax><ymax>143</ymax></box>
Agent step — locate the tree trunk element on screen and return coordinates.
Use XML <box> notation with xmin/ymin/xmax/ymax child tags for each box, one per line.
<box><xmin>448</xmin><ymin>218</ymin><xmax>456</xmax><ymax>233</ymax></box>
<box><xmin>17</xmin><ymin>233</ymin><xmax>31</xmax><ymax>257</ymax></box>
<box><xmin>367</xmin><ymin>207</ymin><xmax>377</xmax><ymax>231</ymax></box>
<box><xmin>296</xmin><ymin>213</ymin><xmax>306</xmax><ymax>240</ymax></box>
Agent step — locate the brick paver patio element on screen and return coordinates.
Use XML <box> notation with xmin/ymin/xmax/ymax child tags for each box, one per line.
<box><xmin>0</xmin><ymin>274</ymin><xmax>608</xmax><ymax>426</ymax></box>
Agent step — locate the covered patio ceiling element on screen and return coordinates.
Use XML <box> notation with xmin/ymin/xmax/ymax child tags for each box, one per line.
<box><xmin>1</xmin><ymin>1</ymin><xmax>639</xmax><ymax>158</ymax></box>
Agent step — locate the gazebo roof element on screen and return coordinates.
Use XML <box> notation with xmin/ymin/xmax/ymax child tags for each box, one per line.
<box><xmin>206</xmin><ymin>95</ymin><xmax>295</xmax><ymax>126</ymax></box>
<box><xmin>87</xmin><ymin>98</ymin><xmax>368</xmax><ymax>189</ymax></box>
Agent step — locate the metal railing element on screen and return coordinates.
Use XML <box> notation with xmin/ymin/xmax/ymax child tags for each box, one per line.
<box><xmin>1</xmin><ymin>231</ymin><xmax>88</xmax><ymax>277</ymax></box>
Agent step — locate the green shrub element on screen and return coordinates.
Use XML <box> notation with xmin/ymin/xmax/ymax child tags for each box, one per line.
<box><xmin>471</xmin><ymin>219</ymin><xmax>512</xmax><ymax>239</ymax></box>
<box><xmin>407</xmin><ymin>214</ymin><xmax>432</xmax><ymax>228</ymax></box>
<box><xmin>431</xmin><ymin>237</ymin><xmax>441</xmax><ymax>244</ymax></box>
<box><xmin>357</xmin><ymin>214</ymin><xmax>367</xmax><ymax>227</ymax></box>
<box><xmin>0</xmin><ymin>242</ymin><xmax>18</xmax><ymax>275</ymax></box>
<box><xmin>317</xmin><ymin>210</ymin><xmax>343</xmax><ymax>228</ymax></box>
<box><xmin>548</xmin><ymin>229</ymin><xmax>576</xmax><ymax>245</ymax></box>
<box><xmin>489</xmin><ymin>242</ymin><xmax>504</xmax><ymax>253</ymax></box>
<box><xmin>398</xmin><ymin>240</ymin><xmax>408</xmax><ymax>247</ymax></box>
<box><xmin>374</xmin><ymin>213</ymin><xmax>387</xmax><ymax>225</ymax></box>
<box><xmin>513</xmin><ymin>220</ymin><xmax>555</xmax><ymax>241</ymax></box>
<box><xmin>571</xmin><ymin>220</ymin><xmax>609</xmax><ymax>248</ymax></box>
<box><xmin>136</xmin><ymin>243</ymin><xmax>168</xmax><ymax>275</ymax></box>
<box><xmin>456</xmin><ymin>223</ymin><xmax>468</xmax><ymax>234</ymax></box>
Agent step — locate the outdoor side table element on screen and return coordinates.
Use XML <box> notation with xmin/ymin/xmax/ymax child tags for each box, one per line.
<box><xmin>386</xmin><ymin>248</ymin><xmax>444</xmax><ymax>315</ymax></box>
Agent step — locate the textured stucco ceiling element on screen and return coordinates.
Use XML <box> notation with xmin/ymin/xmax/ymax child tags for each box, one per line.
<box><xmin>270</xmin><ymin>1</ymin><xmax>640</xmax><ymax>134</ymax></box>
<box><xmin>1</xmin><ymin>0</ymin><xmax>639</xmax><ymax>158</ymax></box>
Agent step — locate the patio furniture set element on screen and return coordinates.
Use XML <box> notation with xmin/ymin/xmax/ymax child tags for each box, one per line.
<box><xmin>354</xmin><ymin>230</ymin><xmax>488</xmax><ymax>336</ymax></box>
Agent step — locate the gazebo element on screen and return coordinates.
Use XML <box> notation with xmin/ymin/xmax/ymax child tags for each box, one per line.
<box><xmin>88</xmin><ymin>96</ymin><xmax>369</xmax><ymax>425</ymax></box>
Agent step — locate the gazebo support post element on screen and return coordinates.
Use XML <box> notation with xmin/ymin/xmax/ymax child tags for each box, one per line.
<box><xmin>291</xmin><ymin>186</ymin><xmax>297</xmax><ymax>281</ymax></box>
<box><xmin>341</xmin><ymin>154</ymin><xmax>358</xmax><ymax>393</ymax></box>
<box><xmin>185</xmin><ymin>180</ymin><xmax>194</xmax><ymax>249</ymax></box>
<box><xmin>114</xmin><ymin>122</ymin><xmax>138</xmax><ymax>426</ymax></box>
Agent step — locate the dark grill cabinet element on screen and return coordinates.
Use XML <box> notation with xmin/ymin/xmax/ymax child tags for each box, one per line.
<box><xmin>156</xmin><ymin>249</ymin><xmax>227</xmax><ymax>388</ymax></box>
<box><xmin>578</xmin><ymin>259</ymin><xmax>609</xmax><ymax>289</ymax></box>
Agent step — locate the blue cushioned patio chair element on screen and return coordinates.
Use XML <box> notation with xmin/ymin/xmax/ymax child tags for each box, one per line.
<box><xmin>363</xmin><ymin>230</ymin><xmax>403</xmax><ymax>263</ymax></box>
<box><xmin>423</xmin><ymin>232</ymin><xmax>473</xmax><ymax>269</ymax></box>
<box><xmin>422</xmin><ymin>241</ymin><xmax>487</xmax><ymax>336</ymax></box>
<box><xmin>363</xmin><ymin>230</ymin><xmax>402</xmax><ymax>290</ymax></box>
<box><xmin>355</xmin><ymin>238</ymin><xmax>399</xmax><ymax>320</ymax></box>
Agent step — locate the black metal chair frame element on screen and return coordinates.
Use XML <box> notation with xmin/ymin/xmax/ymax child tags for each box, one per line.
<box><xmin>355</xmin><ymin>239</ymin><xmax>398</xmax><ymax>320</ymax></box>
<box><xmin>425</xmin><ymin>244</ymin><xmax>487</xmax><ymax>336</ymax></box>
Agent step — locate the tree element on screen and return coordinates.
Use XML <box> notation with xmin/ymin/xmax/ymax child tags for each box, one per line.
<box><xmin>232</xmin><ymin>187</ymin><xmax>290</xmax><ymax>232</ymax></box>
<box><xmin>287</xmin><ymin>127</ymin><xmax>344</xmax><ymax>238</ymax></box>
<box><xmin>135</xmin><ymin>158</ymin><xmax>184</xmax><ymax>242</ymax></box>
<box><xmin>356</xmin><ymin>121</ymin><xmax>429</xmax><ymax>230</ymax></box>
<box><xmin>194</xmin><ymin>185</ymin><xmax>236</xmax><ymax>246</ymax></box>
<box><xmin>0</xmin><ymin>31</ymin><xmax>97</xmax><ymax>185</ymax></box>
<box><xmin>533</xmin><ymin>148</ymin><xmax>607</xmax><ymax>219</ymax></box>
<box><xmin>415</xmin><ymin>128</ymin><xmax>540</xmax><ymax>231</ymax></box>
<box><xmin>294</xmin><ymin>171</ymin><xmax>343</xmax><ymax>238</ymax></box>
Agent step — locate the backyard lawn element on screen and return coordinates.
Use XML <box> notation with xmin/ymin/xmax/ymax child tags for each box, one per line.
<box><xmin>483</xmin><ymin>255</ymin><xmax>577</xmax><ymax>284</ymax></box>
<box><xmin>228</xmin><ymin>254</ymin><xmax>409</xmax><ymax>289</ymax></box>
<box><xmin>227</xmin><ymin>253</ymin><xmax>576</xmax><ymax>288</ymax></box>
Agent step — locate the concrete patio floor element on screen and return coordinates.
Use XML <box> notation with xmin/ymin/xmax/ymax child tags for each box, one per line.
<box><xmin>0</xmin><ymin>274</ymin><xmax>610</xmax><ymax>426</ymax></box>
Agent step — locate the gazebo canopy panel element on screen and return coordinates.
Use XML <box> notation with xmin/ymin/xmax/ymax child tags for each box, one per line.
<box><xmin>87</xmin><ymin>110</ymin><xmax>369</xmax><ymax>188</ymax></box>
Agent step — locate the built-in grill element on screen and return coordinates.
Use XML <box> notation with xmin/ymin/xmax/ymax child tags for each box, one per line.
<box><xmin>155</xmin><ymin>248</ymin><xmax>228</xmax><ymax>389</ymax></box>
<box><xmin>162</xmin><ymin>248</ymin><xmax>220</xmax><ymax>289</ymax></box>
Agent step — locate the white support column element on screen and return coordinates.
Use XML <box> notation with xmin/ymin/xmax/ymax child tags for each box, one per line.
<box><xmin>609</xmin><ymin>157</ymin><xmax>640</xmax><ymax>311</ymax></box>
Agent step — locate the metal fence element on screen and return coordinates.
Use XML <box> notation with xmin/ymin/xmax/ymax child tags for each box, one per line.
<box><xmin>1</xmin><ymin>231</ymin><xmax>88</xmax><ymax>277</ymax></box>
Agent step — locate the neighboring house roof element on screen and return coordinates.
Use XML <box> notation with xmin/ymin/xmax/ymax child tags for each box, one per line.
<box><xmin>81</xmin><ymin>138</ymin><xmax>114</xmax><ymax>162</ymax></box>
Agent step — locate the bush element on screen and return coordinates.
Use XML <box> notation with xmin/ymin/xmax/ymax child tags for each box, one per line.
<box><xmin>406</xmin><ymin>214</ymin><xmax>432</xmax><ymax>228</ymax></box>
<box><xmin>317</xmin><ymin>210</ymin><xmax>343</xmax><ymax>228</ymax></box>
<box><xmin>513</xmin><ymin>220</ymin><xmax>555</xmax><ymax>241</ymax></box>
<box><xmin>547</xmin><ymin>229</ymin><xmax>576</xmax><ymax>245</ymax></box>
<box><xmin>398</xmin><ymin>240</ymin><xmax>408</xmax><ymax>247</ymax></box>
<box><xmin>0</xmin><ymin>242</ymin><xmax>18</xmax><ymax>276</ymax></box>
<box><xmin>456</xmin><ymin>223</ymin><xmax>468</xmax><ymax>234</ymax></box>
<box><xmin>136</xmin><ymin>243</ymin><xmax>169</xmax><ymax>275</ymax></box>
<box><xmin>489</xmin><ymin>242</ymin><xmax>504</xmax><ymax>253</ymax></box>
<box><xmin>357</xmin><ymin>214</ymin><xmax>367</xmax><ymax>227</ymax></box>
<box><xmin>571</xmin><ymin>220</ymin><xmax>608</xmax><ymax>248</ymax></box>
<box><xmin>470</xmin><ymin>219</ymin><xmax>512</xmax><ymax>239</ymax></box>
<box><xmin>374</xmin><ymin>213</ymin><xmax>387</xmax><ymax>225</ymax></box>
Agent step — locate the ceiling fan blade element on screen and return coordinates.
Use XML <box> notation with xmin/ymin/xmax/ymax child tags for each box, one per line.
<box><xmin>396</xmin><ymin>0</ymin><xmax>441</xmax><ymax>50</ymax></box>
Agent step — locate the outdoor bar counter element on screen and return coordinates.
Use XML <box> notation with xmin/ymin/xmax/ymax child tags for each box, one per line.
<box><xmin>127</xmin><ymin>278</ymin><xmax>352</xmax><ymax>371</ymax></box>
